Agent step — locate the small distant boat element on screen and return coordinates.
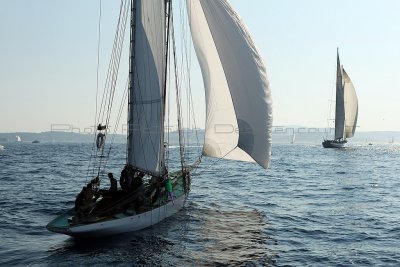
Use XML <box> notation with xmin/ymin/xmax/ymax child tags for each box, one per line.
<box><xmin>290</xmin><ymin>133</ymin><xmax>296</xmax><ymax>144</ymax></box>
<box><xmin>323</xmin><ymin>49</ymin><xmax>358</xmax><ymax>148</ymax></box>
<box><xmin>0</xmin><ymin>145</ymin><xmax>4</xmax><ymax>150</ymax></box>
<box><xmin>16</xmin><ymin>135</ymin><xmax>22</xmax><ymax>142</ymax></box>
<box><xmin>32</xmin><ymin>140</ymin><xmax>40</xmax><ymax>144</ymax></box>
<box><xmin>389</xmin><ymin>137</ymin><xmax>394</xmax><ymax>144</ymax></box>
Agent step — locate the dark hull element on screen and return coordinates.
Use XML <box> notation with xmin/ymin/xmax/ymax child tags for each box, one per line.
<box><xmin>322</xmin><ymin>139</ymin><xmax>347</xmax><ymax>148</ymax></box>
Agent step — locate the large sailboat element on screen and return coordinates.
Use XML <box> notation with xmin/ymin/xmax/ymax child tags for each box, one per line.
<box><xmin>47</xmin><ymin>0</ymin><xmax>272</xmax><ymax>238</ymax></box>
<box><xmin>322</xmin><ymin>49</ymin><xmax>358</xmax><ymax>148</ymax></box>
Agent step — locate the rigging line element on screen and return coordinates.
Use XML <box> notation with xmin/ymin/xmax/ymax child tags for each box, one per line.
<box><xmin>96</xmin><ymin>0</ymin><xmax>129</xmax><ymax>174</ymax></box>
<box><xmin>98</xmin><ymin>1</ymin><xmax>129</xmax><ymax>167</ymax></box>
<box><xmin>181</xmin><ymin>3</ymin><xmax>199</xmax><ymax>150</ymax></box>
<box><xmin>95</xmin><ymin>0</ymin><xmax>102</xmax><ymax>126</ymax></box>
<box><xmin>91</xmin><ymin>0</ymin><xmax>127</xmax><ymax>174</ymax></box>
<box><xmin>98</xmin><ymin>2</ymin><xmax>121</xmax><ymax>124</ymax></box>
<box><xmin>166</xmin><ymin>24</ymin><xmax>172</xmax><ymax>169</ymax></box>
<box><xmin>187</xmin><ymin>156</ymin><xmax>203</xmax><ymax>178</ymax></box>
<box><xmin>98</xmin><ymin>0</ymin><xmax>128</xmax><ymax>125</ymax></box>
<box><xmin>126</xmin><ymin>84</ymin><xmax>130</xmax><ymax>164</ymax></box>
<box><xmin>171</xmin><ymin>8</ymin><xmax>186</xmax><ymax>170</ymax></box>
<box><xmin>183</xmin><ymin>8</ymin><xmax>191</xmax><ymax>157</ymax></box>
<box><xmin>101</xmin><ymin>78</ymin><xmax>129</xmax><ymax>172</ymax></box>
<box><xmin>126</xmin><ymin>0</ymin><xmax>136</xmax><ymax>164</ymax></box>
<box><xmin>179</xmin><ymin>0</ymin><xmax>190</xmax><ymax>154</ymax></box>
<box><xmin>109</xmin><ymin>0</ymin><xmax>129</xmax><ymax>108</ymax></box>
<box><xmin>164</xmin><ymin>0</ymin><xmax>172</xmax><ymax>170</ymax></box>
<box><xmin>181</xmin><ymin>0</ymin><xmax>200</xmax><ymax>156</ymax></box>
<box><xmin>104</xmin><ymin>3</ymin><xmax>129</xmax><ymax>130</ymax></box>
<box><xmin>183</xmin><ymin>22</ymin><xmax>200</xmax><ymax>148</ymax></box>
<box><xmin>326</xmin><ymin>62</ymin><xmax>336</xmax><ymax>138</ymax></box>
<box><xmin>99</xmin><ymin>9</ymin><xmax>129</xmax><ymax>174</ymax></box>
<box><xmin>100</xmin><ymin>1</ymin><xmax>129</xmax><ymax>138</ymax></box>
<box><xmin>194</xmin><ymin>147</ymin><xmax>238</xmax><ymax>177</ymax></box>
<box><xmin>163</xmin><ymin>0</ymin><xmax>172</xmax><ymax>116</ymax></box>
<box><xmin>108</xmin><ymin>79</ymin><xmax>128</xmax><ymax>147</ymax></box>
<box><xmin>148</xmin><ymin>1</ymin><xmax>168</xmax><ymax>173</ymax></box>
<box><xmin>86</xmin><ymin>0</ymin><xmax>104</xmax><ymax>180</ymax></box>
<box><xmin>104</xmin><ymin>0</ymin><xmax>129</xmax><ymax>125</ymax></box>
<box><xmin>183</xmin><ymin>4</ymin><xmax>200</xmax><ymax>157</ymax></box>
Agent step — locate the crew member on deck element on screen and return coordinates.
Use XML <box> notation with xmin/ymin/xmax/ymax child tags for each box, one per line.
<box><xmin>120</xmin><ymin>168</ymin><xmax>128</xmax><ymax>190</ymax></box>
<box><xmin>80</xmin><ymin>183</ymin><xmax>99</xmax><ymax>212</ymax></box>
<box><xmin>74</xmin><ymin>186</ymin><xmax>87</xmax><ymax>212</ymax></box>
<box><xmin>107</xmin><ymin>173</ymin><xmax>117</xmax><ymax>193</ymax></box>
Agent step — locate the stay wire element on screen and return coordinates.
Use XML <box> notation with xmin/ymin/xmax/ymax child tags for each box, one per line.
<box><xmin>101</xmin><ymin>77</ymin><xmax>129</xmax><ymax>174</ymax></box>
<box><xmin>86</xmin><ymin>0</ymin><xmax>129</xmax><ymax>178</ymax></box>
<box><xmin>171</xmin><ymin>8</ymin><xmax>186</xmax><ymax>171</ymax></box>
<box><xmin>98</xmin><ymin>0</ymin><xmax>130</xmax><ymax>174</ymax></box>
<box><xmin>86</xmin><ymin>0</ymin><xmax>103</xmax><ymax>180</ymax></box>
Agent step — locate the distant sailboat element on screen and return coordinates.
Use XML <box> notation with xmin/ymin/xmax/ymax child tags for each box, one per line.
<box><xmin>15</xmin><ymin>135</ymin><xmax>22</xmax><ymax>142</ymax></box>
<box><xmin>291</xmin><ymin>133</ymin><xmax>296</xmax><ymax>144</ymax></box>
<box><xmin>0</xmin><ymin>145</ymin><xmax>4</xmax><ymax>150</ymax></box>
<box><xmin>47</xmin><ymin>0</ymin><xmax>272</xmax><ymax>238</ymax></box>
<box><xmin>323</xmin><ymin>49</ymin><xmax>358</xmax><ymax>148</ymax></box>
<box><xmin>389</xmin><ymin>137</ymin><xmax>394</xmax><ymax>144</ymax></box>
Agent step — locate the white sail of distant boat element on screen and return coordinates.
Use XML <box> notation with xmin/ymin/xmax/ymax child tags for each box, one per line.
<box><xmin>0</xmin><ymin>144</ymin><xmax>4</xmax><ymax>150</ymax></box>
<box><xmin>16</xmin><ymin>135</ymin><xmax>21</xmax><ymax>142</ymax></box>
<box><xmin>291</xmin><ymin>133</ymin><xmax>296</xmax><ymax>144</ymax></box>
<box><xmin>47</xmin><ymin>0</ymin><xmax>272</xmax><ymax>238</ymax></box>
<box><xmin>323</xmin><ymin>49</ymin><xmax>358</xmax><ymax>148</ymax></box>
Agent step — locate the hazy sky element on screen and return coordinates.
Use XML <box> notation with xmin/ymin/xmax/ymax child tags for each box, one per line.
<box><xmin>1</xmin><ymin>0</ymin><xmax>399</xmax><ymax>133</ymax></box>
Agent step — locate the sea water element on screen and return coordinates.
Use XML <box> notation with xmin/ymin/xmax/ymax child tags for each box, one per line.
<box><xmin>0</xmin><ymin>142</ymin><xmax>399</xmax><ymax>266</ymax></box>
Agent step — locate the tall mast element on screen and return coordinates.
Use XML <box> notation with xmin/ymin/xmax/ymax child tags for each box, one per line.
<box><xmin>335</xmin><ymin>48</ymin><xmax>345</xmax><ymax>140</ymax></box>
<box><xmin>163</xmin><ymin>0</ymin><xmax>172</xmax><ymax>115</ymax></box>
<box><xmin>163</xmin><ymin>0</ymin><xmax>172</xmax><ymax>170</ymax></box>
<box><xmin>127</xmin><ymin>0</ymin><xmax>136</xmax><ymax>163</ymax></box>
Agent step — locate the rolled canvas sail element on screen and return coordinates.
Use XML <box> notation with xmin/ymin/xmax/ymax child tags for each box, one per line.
<box><xmin>335</xmin><ymin>52</ymin><xmax>345</xmax><ymax>140</ymax></box>
<box><xmin>343</xmin><ymin>69</ymin><xmax>358</xmax><ymax>138</ymax></box>
<box><xmin>127</xmin><ymin>0</ymin><xmax>166</xmax><ymax>176</ymax></box>
<box><xmin>187</xmin><ymin>0</ymin><xmax>273</xmax><ymax>169</ymax></box>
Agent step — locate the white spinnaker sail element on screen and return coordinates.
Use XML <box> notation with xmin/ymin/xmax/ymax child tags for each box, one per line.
<box><xmin>343</xmin><ymin>69</ymin><xmax>358</xmax><ymax>138</ymax></box>
<box><xmin>187</xmin><ymin>0</ymin><xmax>273</xmax><ymax>169</ymax></box>
<box><xmin>127</xmin><ymin>0</ymin><xmax>166</xmax><ymax>176</ymax></box>
<box><xmin>334</xmin><ymin>52</ymin><xmax>345</xmax><ymax>140</ymax></box>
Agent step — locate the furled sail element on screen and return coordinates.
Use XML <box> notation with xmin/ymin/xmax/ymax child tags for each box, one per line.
<box><xmin>343</xmin><ymin>69</ymin><xmax>358</xmax><ymax>138</ymax></box>
<box><xmin>187</xmin><ymin>0</ymin><xmax>273</xmax><ymax>169</ymax></box>
<box><xmin>334</xmin><ymin>52</ymin><xmax>345</xmax><ymax>140</ymax></box>
<box><xmin>127</xmin><ymin>0</ymin><xmax>166</xmax><ymax>176</ymax></box>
